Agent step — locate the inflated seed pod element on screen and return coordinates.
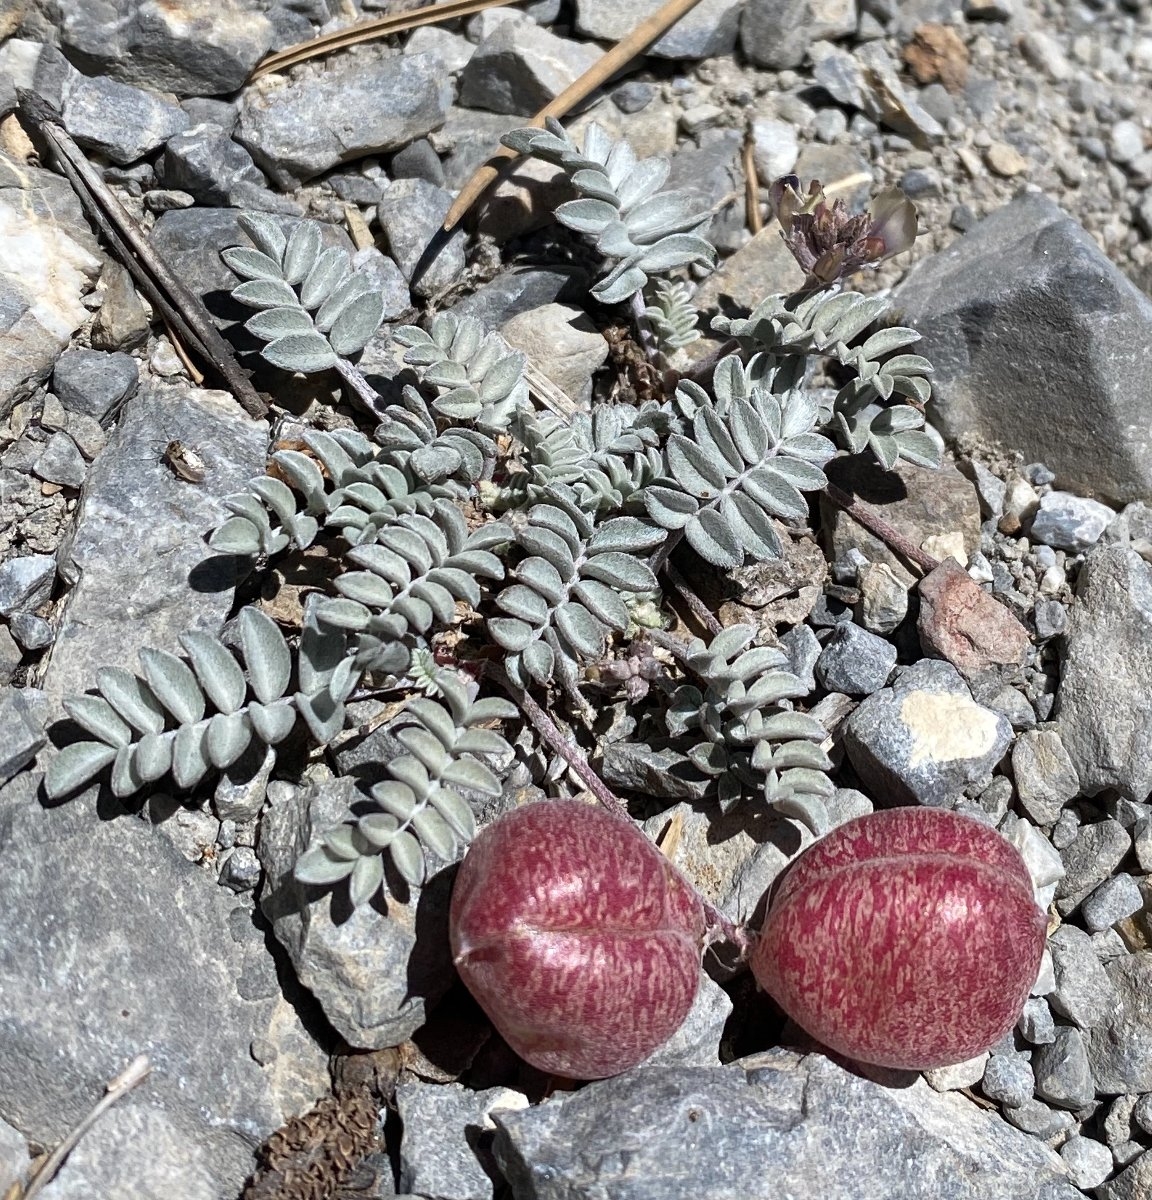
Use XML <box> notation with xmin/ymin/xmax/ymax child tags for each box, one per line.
<box><xmin>751</xmin><ymin>806</ymin><xmax>1048</xmax><ymax>1071</ymax></box>
<box><xmin>450</xmin><ymin>799</ymin><xmax>705</xmax><ymax>1080</ymax></box>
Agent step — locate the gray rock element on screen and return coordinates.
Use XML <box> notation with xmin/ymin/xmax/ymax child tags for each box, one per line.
<box><xmin>397</xmin><ymin>1081</ymin><xmax>528</xmax><ymax>1200</ymax></box>
<box><xmin>391</xmin><ymin>138</ymin><xmax>446</xmax><ymax>187</ymax></box>
<box><xmin>600</xmin><ymin>743</ymin><xmax>711</xmax><ymax>801</ymax></box>
<box><xmin>1085</xmin><ymin>952</ymin><xmax>1152</xmax><ymax>1093</ymax></box>
<box><xmin>41</xmin><ymin>383</ymin><xmax>267</xmax><ymax>706</ymax></box>
<box><xmin>1059</xmin><ymin>1135</ymin><xmax>1113</xmax><ymax>1190</ymax></box>
<box><xmin>1018</xmin><ymin>997</ymin><xmax>1056</xmax><ymax>1045</ymax></box>
<box><xmin>781</xmin><ymin>623</ymin><xmax>821</xmax><ymax>691</ymax></box>
<box><xmin>815</xmin><ymin>622</ymin><xmax>897</xmax><ymax>696</ymax></box>
<box><xmin>52</xmin><ymin>349</ymin><xmax>138</xmax><ymax>424</ymax></box>
<box><xmin>1105</xmin><ymin>1093</ymin><xmax>1141</xmax><ymax>1148</ymax></box>
<box><xmin>1033</xmin><ymin>599</ymin><xmax>1068</xmax><ymax>641</ymax></box>
<box><xmin>1054</xmin><ymin>818</ymin><xmax>1130</xmax><ymax>914</ymax></box>
<box><xmin>0</xmin><ymin>1116</ymin><xmax>28</xmax><ymax>1197</ymax></box>
<box><xmin>62</xmin><ymin>73</ymin><xmax>189</xmax><ymax>165</ymax></box>
<box><xmin>238</xmin><ymin>51</ymin><xmax>451</xmax><ymax>187</ymax></box>
<box><xmin>856</xmin><ymin>562</ymin><xmax>909</xmax><ymax>634</ymax></box>
<box><xmin>90</xmin><ymin>263</ymin><xmax>150</xmax><ymax>352</ymax></box>
<box><xmin>1047</xmin><ymin>924</ymin><xmax>1119</xmax><ymax>1030</ymax></box>
<box><xmin>740</xmin><ymin>0</ymin><xmax>857</xmax><ymax>68</ymax></box>
<box><xmin>1030</xmin><ymin>491</ymin><xmax>1115</xmax><ymax>553</ymax></box>
<box><xmin>1133</xmin><ymin>1092</ymin><xmax>1152</xmax><ymax>1134</ymax></box>
<box><xmin>404</xmin><ymin>24</ymin><xmax>475</xmax><ymax>74</ymax></box>
<box><xmin>0</xmin><ymin>687</ymin><xmax>47</xmax><ymax>788</ymax></box>
<box><xmin>665</xmin><ymin>131</ymin><xmax>745</xmax><ymax>254</ymax></box>
<box><xmin>218</xmin><ymin>846</ymin><xmax>261</xmax><ymax>893</ymax></box>
<box><xmin>0</xmin><ymin>160</ymin><xmax>101</xmax><ymax>421</ymax></box>
<box><xmin>0</xmin><ymin>631</ymin><xmax>19</xmax><ymax>688</ymax></box>
<box><xmin>844</xmin><ymin>659</ymin><xmax>1013</xmax><ymax>808</ymax></box>
<box><xmin>985</xmin><ymin>685</ymin><xmax>1035</xmax><ymax>732</ymax></box>
<box><xmin>1081</xmin><ymin>873</ymin><xmax>1144</xmax><ymax>933</ymax></box>
<box><xmin>1054</xmin><ymin>547</ymin><xmax>1152</xmax><ymax>802</ymax></box>
<box><xmin>9</xmin><ymin>613</ymin><xmax>53</xmax><ymax>651</ymax></box>
<box><xmin>213</xmin><ymin>743</ymin><xmax>275</xmax><ymax>823</ymax></box>
<box><xmin>159</xmin><ymin>123</ymin><xmax>273</xmax><ymax>208</ymax></box>
<box><xmin>924</xmin><ymin>1054</ymin><xmax>988</xmax><ymax>1092</ymax></box>
<box><xmin>376</xmin><ymin>178</ymin><xmax>466</xmax><ymax>299</ymax></box>
<box><xmin>980</xmin><ymin>1052</ymin><xmax>1035</xmax><ymax>1109</ymax></box>
<box><xmin>894</xmin><ymin>193</ymin><xmax>1152</xmax><ymax>505</ymax></box>
<box><xmin>1098</xmin><ymin>1150</ymin><xmax>1152</xmax><ymax>1200</ymax></box>
<box><xmin>574</xmin><ymin>0</ymin><xmax>742</xmax><ymax>59</ymax></box>
<box><xmin>494</xmin><ymin>1051</ymin><xmax>1071</xmax><ymax>1199</ymax></box>
<box><xmin>1135</xmin><ymin>817</ymin><xmax>1152</xmax><ymax>874</ymax></box>
<box><xmin>1031</xmin><ymin>1026</ymin><xmax>1095</xmax><ymax>1109</ymax></box>
<box><xmin>33</xmin><ymin>431</ymin><xmax>87</xmax><ymax>489</ymax></box>
<box><xmin>0</xmin><ymin>770</ymin><xmax>327</xmax><ymax>1198</ymax></box>
<box><xmin>750</xmin><ymin>117</ymin><xmax>800</xmax><ymax>184</ymax></box>
<box><xmin>58</xmin><ymin>0</ymin><xmax>273</xmax><ymax>96</ymax></box>
<box><xmin>639</xmin><ymin>973</ymin><xmax>732</xmax><ymax>1069</ymax></box>
<box><xmin>0</xmin><ymin>554</ymin><xmax>55</xmax><ymax>618</ymax></box>
<box><xmin>458</xmin><ymin>20</ymin><xmax>602</xmax><ymax>115</ymax></box>
<box><xmin>258</xmin><ymin>776</ymin><xmax>456</xmax><ymax>1048</ymax></box>
<box><xmin>1011</xmin><ymin>730</ymin><xmax>1079</xmax><ymax>826</ymax></box>
<box><xmin>501</xmin><ymin>304</ymin><xmax>608</xmax><ymax>406</ymax></box>
<box><xmin>453</xmin><ymin>267</ymin><xmax>588</xmax><ymax>329</ymax></box>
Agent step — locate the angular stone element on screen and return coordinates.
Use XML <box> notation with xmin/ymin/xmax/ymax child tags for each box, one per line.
<box><xmin>1086</xmin><ymin>953</ymin><xmax>1152</xmax><ymax>1094</ymax></box>
<box><xmin>0</xmin><ymin>554</ymin><xmax>55</xmax><ymax>618</ymax></box>
<box><xmin>501</xmin><ymin>304</ymin><xmax>608</xmax><ymax>406</ymax></box>
<box><xmin>1018</xmin><ymin>997</ymin><xmax>1055</xmax><ymax>1045</ymax></box>
<box><xmin>0</xmin><ymin>771</ymin><xmax>327</xmax><ymax>1197</ymax></box>
<box><xmin>814</xmin><ymin>622</ymin><xmax>897</xmax><ymax>696</ymax></box>
<box><xmin>62</xmin><ymin>73</ymin><xmax>189</xmax><ymax>166</ymax></box>
<box><xmin>600</xmin><ymin>743</ymin><xmax>710</xmax><ymax>802</ymax></box>
<box><xmin>980</xmin><ymin>1052</ymin><xmax>1035</xmax><ymax>1108</ymax></box>
<box><xmin>1098</xmin><ymin>1150</ymin><xmax>1152</xmax><ymax>1200</ymax></box>
<box><xmin>1059</xmin><ymin>1136</ymin><xmax>1113</xmax><ymax>1191</ymax></box>
<box><xmin>822</xmin><ymin>456</ymin><xmax>981</xmax><ymax>589</ymax></box>
<box><xmin>238</xmin><ymin>52</ymin><xmax>451</xmax><ymax>187</ymax></box>
<box><xmin>740</xmin><ymin>0</ymin><xmax>857</xmax><ymax>68</ymax></box>
<box><xmin>53</xmin><ymin>349</ymin><xmax>139</xmax><ymax>423</ymax></box>
<box><xmin>90</xmin><ymin>262</ymin><xmax>151</xmax><ymax>352</ymax></box>
<box><xmin>1047</xmin><ymin>924</ymin><xmax>1119</xmax><ymax>1030</ymax></box>
<box><xmin>58</xmin><ymin>0</ymin><xmax>273</xmax><ymax>96</ymax></box>
<box><xmin>844</xmin><ymin>659</ymin><xmax>1013</xmax><ymax>808</ymax></box>
<box><xmin>459</xmin><ymin>20</ymin><xmax>602</xmax><ymax>116</ymax></box>
<box><xmin>376</xmin><ymin>178</ymin><xmax>466</xmax><ymax>299</ymax></box>
<box><xmin>398</xmin><ymin>1082</ymin><xmax>528</xmax><ymax>1200</ymax></box>
<box><xmin>494</xmin><ymin>1051</ymin><xmax>1072</xmax><ymax>1200</ymax></box>
<box><xmin>1030</xmin><ymin>491</ymin><xmax>1116</xmax><ymax>553</ymax></box>
<box><xmin>41</xmin><ymin>383</ymin><xmax>267</xmax><ymax>706</ymax></box>
<box><xmin>894</xmin><ymin>193</ymin><xmax>1152</xmax><ymax>504</ymax></box>
<box><xmin>1011</xmin><ymin>730</ymin><xmax>1080</xmax><ymax>826</ymax></box>
<box><xmin>1054</xmin><ymin>547</ymin><xmax>1152</xmax><ymax>801</ymax></box>
<box><xmin>159</xmin><ymin>123</ymin><xmax>271</xmax><ymax>207</ymax></box>
<box><xmin>574</xmin><ymin>0</ymin><xmax>742</xmax><ymax>59</ymax></box>
<box><xmin>917</xmin><ymin>559</ymin><xmax>1031</xmax><ymax>678</ymax></box>
<box><xmin>0</xmin><ymin>1116</ymin><xmax>28</xmax><ymax>1197</ymax></box>
<box><xmin>1031</xmin><ymin>1027</ymin><xmax>1095</xmax><ymax>1109</ymax></box>
<box><xmin>694</xmin><ymin>224</ymin><xmax>808</xmax><ymax>316</ymax></box>
<box><xmin>857</xmin><ymin>562</ymin><xmax>909</xmax><ymax>635</ymax></box>
<box><xmin>1081</xmin><ymin>874</ymin><xmax>1144</xmax><ymax>933</ymax></box>
<box><xmin>924</xmin><ymin>1053</ymin><xmax>988</xmax><ymax>1092</ymax></box>
<box><xmin>258</xmin><ymin>776</ymin><xmax>456</xmax><ymax>1048</ymax></box>
<box><xmin>1054</xmin><ymin>818</ymin><xmax>1130</xmax><ymax>913</ymax></box>
<box><xmin>33</xmin><ymin>431</ymin><xmax>87</xmax><ymax>489</ymax></box>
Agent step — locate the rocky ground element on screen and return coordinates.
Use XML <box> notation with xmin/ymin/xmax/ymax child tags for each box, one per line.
<box><xmin>2</xmin><ymin>0</ymin><xmax>1152</xmax><ymax>1197</ymax></box>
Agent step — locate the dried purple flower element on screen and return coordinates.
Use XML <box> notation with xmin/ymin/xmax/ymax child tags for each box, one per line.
<box><xmin>768</xmin><ymin>176</ymin><xmax>918</xmax><ymax>285</ymax></box>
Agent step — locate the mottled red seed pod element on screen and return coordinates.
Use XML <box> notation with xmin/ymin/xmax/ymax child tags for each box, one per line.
<box><xmin>751</xmin><ymin>807</ymin><xmax>1048</xmax><ymax>1071</ymax></box>
<box><xmin>450</xmin><ymin>800</ymin><xmax>705</xmax><ymax>1080</ymax></box>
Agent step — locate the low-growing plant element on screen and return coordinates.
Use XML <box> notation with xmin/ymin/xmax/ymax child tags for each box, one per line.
<box><xmin>41</xmin><ymin>111</ymin><xmax>1025</xmax><ymax>1078</ymax></box>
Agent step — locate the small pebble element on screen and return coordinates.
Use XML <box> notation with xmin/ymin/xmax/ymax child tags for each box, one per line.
<box><xmin>1018</xmin><ymin>997</ymin><xmax>1056</xmax><ymax>1045</ymax></box>
<box><xmin>985</xmin><ymin>142</ymin><xmax>1029</xmax><ymax>177</ymax></box>
<box><xmin>1060</xmin><ymin>1136</ymin><xmax>1114</xmax><ymax>1190</ymax></box>
<box><xmin>218</xmin><ymin>847</ymin><xmax>261</xmax><ymax>893</ymax></box>
<box><xmin>981</xmin><ymin>1052</ymin><xmax>1035</xmax><ymax>1108</ymax></box>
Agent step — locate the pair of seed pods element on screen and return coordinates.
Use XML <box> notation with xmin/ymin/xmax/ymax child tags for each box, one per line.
<box><xmin>449</xmin><ymin>801</ymin><xmax>1047</xmax><ymax>1079</ymax></box>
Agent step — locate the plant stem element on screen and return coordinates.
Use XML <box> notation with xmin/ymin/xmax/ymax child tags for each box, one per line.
<box><xmin>664</xmin><ymin>562</ymin><xmax>723</xmax><ymax>635</ymax></box>
<box><xmin>823</xmin><ymin>481</ymin><xmax>939</xmax><ymax>575</ymax></box>
<box><xmin>629</xmin><ymin>290</ymin><xmax>663</xmax><ymax>367</ymax></box>
<box><xmin>490</xmin><ymin>666</ymin><xmax>629</xmax><ymax>819</ymax></box>
<box><xmin>335</xmin><ymin>359</ymin><xmax>390</xmax><ymax>423</ymax></box>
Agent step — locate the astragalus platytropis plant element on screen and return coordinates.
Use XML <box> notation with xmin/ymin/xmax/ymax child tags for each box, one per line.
<box><xmin>43</xmin><ymin>116</ymin><xmax>956</xmax><ymax>1053</ymax></box>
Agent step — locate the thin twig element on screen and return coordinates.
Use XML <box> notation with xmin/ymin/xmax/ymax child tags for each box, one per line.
<box><xmin>22</xmin><ymin>1056</ymin><xmax>151</xmax><ymax>1200</ymax></box>
<box><xmin>17</xmin><ymin>92</ymin><xmax>268</xmax><ymax>419</ymax></box>
<box><xmin>444</xmin><ymin>0</ymin><xmax>709</xmax><ymax>231</ymax></box>
<box><xmin>335</xmin><ymin>359</ymin><xmax>390</xmax><ymax>423</ymax></box>
<box><xmin>823</xmin><ymin>481</ymin><xmax>940</xmax><ymax>575</ymax></box>
<box><xmin>743</xmin><ymin>126</ymin><xmax>762</xmax><ymax>235</ymax></box>
<box><xmin>490</xmin><ymin>665</ymin><xmax>629</xmax><ymax>818</ymax></box>
<box><xmin>250</xmin><ymin>0</ymin><xmax>517</xmax><ymax>80</ymax></box>
<box><xmin>664</xmin><ymin>561</ymin><xmax>722</xmax><ymax>636</ymax></box>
